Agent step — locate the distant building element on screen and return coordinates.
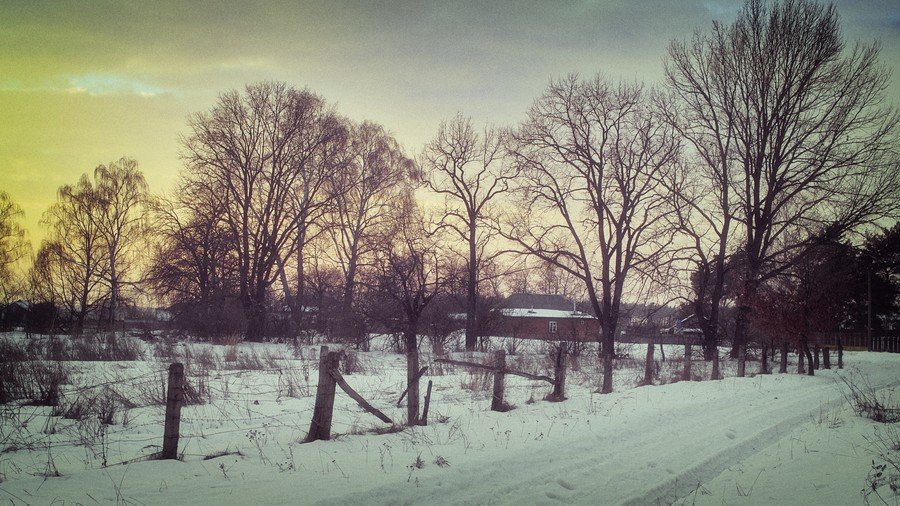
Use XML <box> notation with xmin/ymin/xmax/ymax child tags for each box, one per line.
<box><xmin>493</xmin><ymin>293</ymin><xmax>599</xmax><ymax>341</ymax></box>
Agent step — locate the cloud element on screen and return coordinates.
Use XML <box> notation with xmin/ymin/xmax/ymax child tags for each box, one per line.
<box><xmin>64</xmin><ymin>74</ymin><xmax>168</xmax><ymax>97</ymax></box>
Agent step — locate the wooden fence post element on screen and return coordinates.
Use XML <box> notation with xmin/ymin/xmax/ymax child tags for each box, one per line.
<box><xmin>548</xmin><ymin>343</ymin><xmax>567</xmax><ymax>401</ymax></box>
<box><xmin>838</xmin><ymin>338</ymin><xmax>843</xmax><ymax>369</ymax></box>
<box><xmin>681</xmin><ymin>344</ymin><xmax>692</xmax><ymax>381</ymax></box>
<box><xmin>491</xmin><ymin>349</ymin><xmax>507</xmax><ymax>411</ymax></box>
<box><xmin>643</xmin><ymin>340</ymin><xmax>655</xmax><ymax>385</ymax></box>
<box><xmin>419</xmin><ymin>380</ymin><xmax>433</xmax><ymax>426</ymax></box>
<box><xmin>823</xmin><ymin>347</ymin><xmax>831</xmax><ymax>369</ymax></box>
<box><xmin>306</xmin><ymin>346</ymin><xmax>339</xmax><ymax>442</ymax></box>
<box><xmin>162</xmin><ymin>363</ymin><xmax>184</xmax><ymax>460</ymax></box>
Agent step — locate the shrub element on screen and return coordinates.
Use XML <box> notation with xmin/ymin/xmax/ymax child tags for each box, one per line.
<box><xmin>842</xmin><ymin>374</ymin><xmax>900</xmax><ymax>423</ymax></box>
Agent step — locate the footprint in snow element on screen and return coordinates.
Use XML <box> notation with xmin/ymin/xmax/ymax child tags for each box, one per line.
<box><xmin>545</xmin><ymin>491</ymin><xmax>565</xmax><ymax>501</ymax></box>
<box><xmin>725</xmin><ymin>429</ymin><xmax>737</xmax><ymax>440</ymax></box>
<box><xmin>557</xmin><ymin>478</ymin><xmax>576</xmax><ymax>490</ymax></box>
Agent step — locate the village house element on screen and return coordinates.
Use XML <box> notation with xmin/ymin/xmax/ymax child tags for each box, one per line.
<box><xmin>493</xmin><ymin>293</ymin><xmax>600</xmax><ymax>342</ymax></box>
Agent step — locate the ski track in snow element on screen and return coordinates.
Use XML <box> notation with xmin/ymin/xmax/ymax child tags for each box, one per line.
<box><xmin>322</xmin><ymin>374</ymin><xmax>898</xmax><ymax>505</ymax></box>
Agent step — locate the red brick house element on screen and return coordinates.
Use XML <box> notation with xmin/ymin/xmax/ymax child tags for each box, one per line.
<box><xmin>493</xmin><ymin>294</ymin><xmax>600</xmax><ymax>342</ymax></box>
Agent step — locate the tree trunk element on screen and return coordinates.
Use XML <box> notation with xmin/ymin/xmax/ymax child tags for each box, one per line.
<box><xmin>736</xmin><ymin>344</ymin><xmax>746</xmax><ymax>377</ymax></box>
<box><xmin>760</xmin><ymin>343</ymin><xmax>769</xmax><ymax>374</ymax></box>
<box><xmin>798</xmin><ymin>345</ymin><xmax>806</xmax><ymax>374</ymax></box>
<box><xmin>465</xmin><ymin>225</ymin><xmax>478</xmax><ymax>352</ymax></box>
<box><xmin>244</xmin><ymin>295</ymin><xmax>267</xmax><ymax>342</ymax></box>
<box><xmin>599</xmin><ymin>320</ymin><xmax>616</xmax><ymax>394</ymax></box>
<box><xmin>109</xmin><ymin>246</ymin><xmax>118</xmax><ymax>325</ymax></box>
<box><xmin>600</xmin><ymin>354</ymin><xmax>613</xmax><ymax>394</ymax></box>
<box><xmin>803</xmin><ymin>341</ymin><xmax>815</xmax><ymax>376</ymax></box>
<box><xmin>711</xmin><ymin>346</ymin><xmax>720</xmax><ymax>380</ymax></box>
<box><xmin>643</xmin><ymin>340</ymin><xmax>655</xmax><ymax>386</ymax></box>
<box><xmin>779</xmin><ymin>340</ymin><xmax>788</xmax><ymax>373</ymax></box>
<box><xmin>405</xmin><ymin>328</ymin><xmax>420</xmax><ymax>425</ymax></box>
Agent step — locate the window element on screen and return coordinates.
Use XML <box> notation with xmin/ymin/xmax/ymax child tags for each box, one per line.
<box><xmin>549</xmin><ymin>321</ymin><xmax>558</xmax><ymax>334</ymax></box>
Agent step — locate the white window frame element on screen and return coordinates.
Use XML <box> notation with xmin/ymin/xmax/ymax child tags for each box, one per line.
<box><xmin>549</xmin><ymin>321</ymin><xmax>558</xmax><ymax>334</ymax></box>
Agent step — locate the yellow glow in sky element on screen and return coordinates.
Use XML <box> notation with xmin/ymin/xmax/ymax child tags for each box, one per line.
<box><xmin>1</xmin><ymin>0</ymin><xmax>898</xmax><ymax>245</ymax></box>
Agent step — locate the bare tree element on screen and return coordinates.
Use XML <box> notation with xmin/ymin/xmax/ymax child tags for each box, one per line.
<box><xmin>327</xmin><ymin>121</ymin><xmax>413</xmax><ymax>345</ymax></box>
<box><xmin>366</xmin><ymin>194</ymin><xmax>446</xmax><ymax>424</ymax></box>
<box><xmin>182</xmin><ymin>82</ymin><xmax>341</xmax><ymax>340</ymax></box>
<box><xmin>93</xmin><ymin>158</ymin><xmax>150</xmax><ymax>323</ymax></box>
<box><xmin>422</xmin><ymin>114</ymin><xmax>519</xmax><ymax>351</ymax></box>
<box><xmin>147</xmin><ymin>181</ymin><xmax>238</xmax><ymax>329</ymax></box>
<box><xmin>0</xmin><ymin>191</ymin><xmax>30</xmax><ymax>303</ymax></box>
<box><xmin>282</xmin><ymin>114</ymin><xmax>348</xmax><ymax>332</ymax></box>
<box><xmin>36</xmin><ymin>176</ymin><xmax>109</xmax><ymax>333</ymax></box>
<box><xmin>665</xmin><ymin>0</ymin><xmax>900</xmax><ymax>375</ymax></box>
<box><xmin>505</xmin><ymin>75</ymin><xmax>679</xmax><ymax>393</ymax></box>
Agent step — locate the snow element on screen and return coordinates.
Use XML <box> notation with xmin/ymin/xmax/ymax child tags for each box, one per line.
<box><xmin>499</xmin><ymin>308</ymin><xmax>596</xmax><ymax>319</ymax></box>
<box><xmin>1</xmin><ymin>333</ymin><xmax>899</xmax><ymax>505</ymax></box>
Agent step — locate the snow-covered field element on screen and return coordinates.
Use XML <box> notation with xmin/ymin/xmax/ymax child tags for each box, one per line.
<box><xmin>1</xmin><ymin>332</ymin><xmax>899</xmax><ymax>505</ymax></box>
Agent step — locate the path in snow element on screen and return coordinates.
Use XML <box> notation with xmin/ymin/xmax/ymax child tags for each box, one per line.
<box><xmin>321</xmin><ymin>368</ymin><xmax>896</xmax><ymax>505</ymax></box>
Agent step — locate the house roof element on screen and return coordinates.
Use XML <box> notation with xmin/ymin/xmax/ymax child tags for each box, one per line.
<box><xmin>499</xmin><ymin>308</ymin><xmax>596</xmax><ymax>320</ymax></box>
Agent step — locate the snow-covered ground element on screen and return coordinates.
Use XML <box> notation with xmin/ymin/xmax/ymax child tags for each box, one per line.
<box><xmin>1</xmin><ymin>332</ymin><xmax>898</xmax><ymax>505</ymax></box>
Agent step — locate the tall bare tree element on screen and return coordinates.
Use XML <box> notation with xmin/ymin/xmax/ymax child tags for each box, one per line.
<box><xmin>422</xmin><ymin>114</ymin><xmax>519</xmax><ymax>351</ymax></box>
<box><xmin>36</xmin><ymin>176</ymin><xmax>109</xmax><ymax>333</ymax></box>
<box><xmin>367</xmin><ymin>194</ymin><xmax>446</xmax><ymax>424</ymax></box>
<box><xmin>666</xmin><ymin>0</ymin><xmax>900</xmax><ymax>375</ymax></box>
<box><xmin>0</xmin><ymin>191</ymin><xmax>29</xmax><ymax>303</ymax></box>
<box><xmin>93</xmin><ymin>158</ymin><xmax>150</xmax><ymax>323</ymax></box>
<box><xmin>327</xmin><ymin>120</ymin><xmax>413</xmax><ymax>343</ymax></box>
<box><xmin>506</xmin><ymin>75</ymin><xmax>679</xmax><ymax>393</ymax></box>
<box><xmin>148</xmin><ymin>181</ymin><xmax>237</xmax><ymax>310</ymax></box>
<box><xmin>282</xmin><ymin>114</ymin><xmax>348</xmax><ymax>331</ymax></box>
<box><xmin>182</xmin><ymin>82</ymin><xmax>341</xmax><ymax>340</ymax></box>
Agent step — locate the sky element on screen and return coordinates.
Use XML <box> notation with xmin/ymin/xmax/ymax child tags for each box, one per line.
<box><xmin>1</xmin><ymin>0</ymin><xmax>898</xmax><ymax>245</ymax></box>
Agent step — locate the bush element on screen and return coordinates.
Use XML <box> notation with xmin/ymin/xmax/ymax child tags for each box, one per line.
<box><xmin>841</xmin><ymin>374</ymin><xmax>900</xmax><ymax>423</ymax></box>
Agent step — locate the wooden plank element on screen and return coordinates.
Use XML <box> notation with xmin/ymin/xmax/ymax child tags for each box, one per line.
<box><xmin>434</xmin><ymin>358</ymin><xmax>554</xmax><ymax>383</ymax></box>
<box><xmin>331</xmin><ymin>370</ymin><xmax>393</xmax><ymax>424</ymax></box>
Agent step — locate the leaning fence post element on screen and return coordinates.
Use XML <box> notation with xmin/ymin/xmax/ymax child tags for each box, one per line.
<box><xmin>162</xmin><ymin>362</ymin><xmax>184</xmax><ymax>460</ymax></box>
<box><xmin>419</xmin><ymin>380</ymin><xmax>433</xmax><ymax>426</ymax></box>
<box><xmin>491</xmin><ymin>349</ymin><xmax>507</xmax><ymax>411</ymax></box>
<box><xmin>643</xmin><ymin>339</ymin><xmax>655</xmax><ymax>385</ymax></box>
<box><xmin>681</xmin><ymin>344</ymin><xmax>692</xmax><ymax>381</ymax></box>
<box><xmin>838</xmin><ymin>338</ymin><xmax>844</xmax><ymax>369</ymax></box>
<box><xmin>306</xmin><ymin>346</ymin><xmax>339</xmax><ymax>442</ymax></box>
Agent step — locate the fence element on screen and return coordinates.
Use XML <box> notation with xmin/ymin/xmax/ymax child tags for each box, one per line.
<box><xmin>810</xmin><ymin>331</ymin><xmax>900</xmax><ymax>352</ymax></box>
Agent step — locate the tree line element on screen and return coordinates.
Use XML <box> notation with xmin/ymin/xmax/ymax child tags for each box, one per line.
<box><xmin>1</xmin><ymin>0</ymin><xmax>898</xmax><ymax>391</ymax></box>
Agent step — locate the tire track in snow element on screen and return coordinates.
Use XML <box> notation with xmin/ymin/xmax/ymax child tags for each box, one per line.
<box><xmin>321</xmin><ymin>371</ymin><xmax>898</xmax><ymax>505</ymax></box>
